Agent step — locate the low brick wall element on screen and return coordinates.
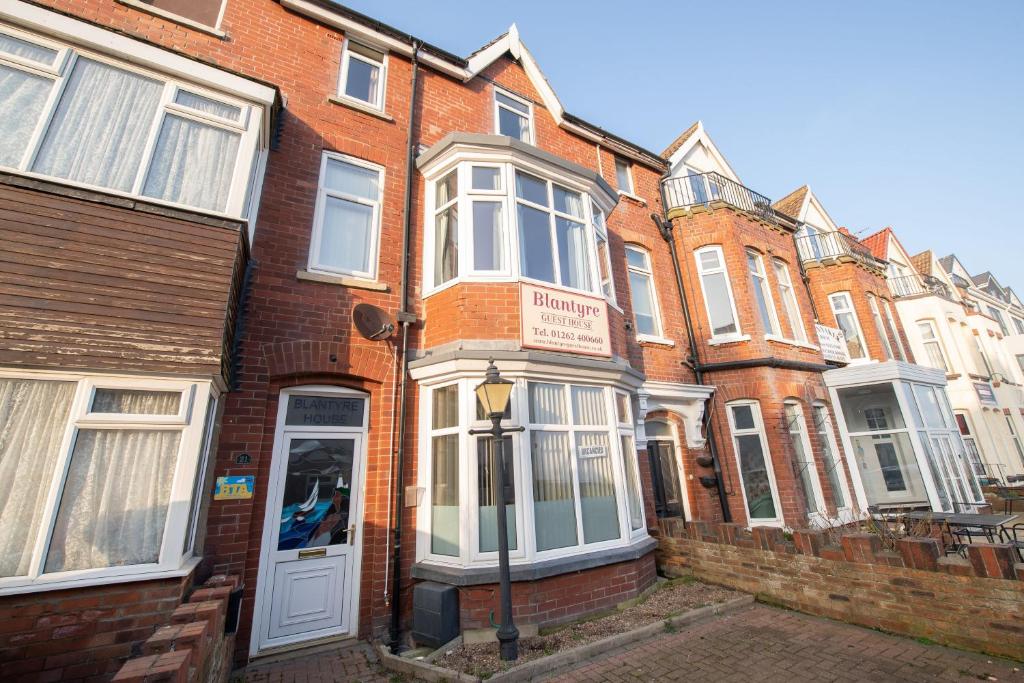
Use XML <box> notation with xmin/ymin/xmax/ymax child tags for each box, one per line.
<box><xmin>655</xmin><ymin>519</ymin><xmax>1024</xmax><ymax>660</ymax></box>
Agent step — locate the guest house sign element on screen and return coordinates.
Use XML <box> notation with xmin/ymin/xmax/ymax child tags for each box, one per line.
<box><xmin>520</xmin><ymin>283</ymin><xmax>611</xmax><ymax>357</ymax></box>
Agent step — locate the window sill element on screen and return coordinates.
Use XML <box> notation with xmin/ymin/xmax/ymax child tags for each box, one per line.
<box><xmin>411</xmin><ymin>536</ymin><xmax>657</xmax><ymax>586</ymax></box>
<box><xmin>328</xmin><ymin>95</ymin><xmax>394</xmax><ymax>122</ymax></box>
<box><xmin>296</xmin><ymin>269</ymin><xmax>389</xmax><ymax>291</ymax></box>
<box><xmin>0</xmin><ymin>556</ymin><xmax>201</xmax><ymax>597</ymax></box>
<box><xmin>115</xmin><ymin>0</ymin><xmax>227</xmax><ymax>38</ymax></box>
<box><xmin>617</xmin><ymin>190</ymin><xmax>646</xmax><ymax>206</ymax></box>
<box><xmin>707</xmin><ymin>334</ymin><xmax>751</xmax><ymax>346</ymax></box>
<box><xmin>764</xmin><ymin>335</ymin><xmax>819</xmax><ymax>351</ymax></box>
<box><xmin>636</xmin><ymin>334</ymin><xmax>676</xmax><ymax>347</ymax></box>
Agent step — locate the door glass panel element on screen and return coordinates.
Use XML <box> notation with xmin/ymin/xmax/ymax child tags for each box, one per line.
<box><xmin>278</xmin><ymin>439</ymin><xmax>354</xmax><ymax>550</ymax></box>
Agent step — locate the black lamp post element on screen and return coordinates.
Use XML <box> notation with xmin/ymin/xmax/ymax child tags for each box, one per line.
<box><xmin>468</xmin><ymin>360</ymin><xmax>525</xmax><ymax>661</ymax></box>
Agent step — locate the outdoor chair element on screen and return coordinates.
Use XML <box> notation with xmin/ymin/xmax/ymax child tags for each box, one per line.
<box><xmin>1000</xmin><ymin>523</ymin><xmax>1024</xmax><ymax>562</ymax></box>
<box><xmin>947</xmin><ymin>525</ymin><xmax>1001</xmax><ymax>557</ymax></box>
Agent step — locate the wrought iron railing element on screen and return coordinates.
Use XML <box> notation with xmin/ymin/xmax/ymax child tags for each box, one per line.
<box><xmin>661</xmin><ymin>171</ymin><xmax>777</xmax><ymax>225</ymax></box>
<box><xmin>794</xmin><ymin>231</ymin><xmax>880</xmax><ymax>269</ymax></box>
<box><xmin>888</xmin><ymin>274</ymin><xmax>952</xmax><ymax>300</ymax></box>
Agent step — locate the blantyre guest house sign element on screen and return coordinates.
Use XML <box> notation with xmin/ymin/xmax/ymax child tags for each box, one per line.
<box><xmin>520</xmin><ymin>283</ymin><xmax>611</xmax><ymax>357</ymax></box>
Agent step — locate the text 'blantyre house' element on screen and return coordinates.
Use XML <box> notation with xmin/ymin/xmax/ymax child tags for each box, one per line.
<box><xmin>0</xmin><ymin>1</ymin><xmax>1014</xmax><ymax>680</ymax></box>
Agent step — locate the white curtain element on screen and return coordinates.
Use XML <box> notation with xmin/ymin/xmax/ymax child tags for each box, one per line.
<box><xmin>0</xmin><ymin>379</ymin><xmax>76</xmax><ymax>578</ymax></box>
<box><xmin>556</xmin><ymin>217</ymin><xmax>591</xmax><ymax>291</ymax></box>
<box><xmin>528</xmin><ymin>382</ymin><xmax>566</xmax><ymax>425</ymax></box>
<box><xmin>174</xmin><ymin>90</ymin><xmax>241</xmax><ymax>121</ymax></box>
<box><xmin>571</xmin><ymin>386</ymin><xmax>606</xmax><ymax>426</ymax></box>
<box><xmin>91</xmin><ymin>388</ymin><xmax>180</xmax><ymax>415</ymax></box>
<box><xmin>0</xmin><ymin>64</ymin><xmax>52</xmax><ymax>167</ymax></box>
<box><xmin>33</xmin><ymin>58</ymin><xmax>162</xmax><ymax>192</ymax></box>
<box><xmin>576</xmin><ymin>432</ymin><xmax>619</xmax><ymax>543</ymax></box>
<box><xmin>320</xmin><ymin>196</ymin><xmax>374</xmax><ymax>273</ymax></box>
<box><xmin>45</xmin><ymin>428</ymin><xmax>180</xmax><ymax>572</ymax></box>
<box><xmin>433</xmin><ymin>206</ymin><xmax>458</xmax><ymax>284</ymax></box>
<box><xmin>430</xmin><ymin>434</ymin><xmax>459</xmax><ymax>557</ymax></box>
<box><xmin>530</xmin><ymin>431</ymin><xmax>576</xmax><ymax>551</ymax></box>
<box><xmin>142</xmin><ymin>114</ymin><xmax>241</xmax><ymax>212</ymax></box>
<box><xmin>620</xmin><ymin>435</ymin><xmax>643</xmax><ymax>531</ymax></box>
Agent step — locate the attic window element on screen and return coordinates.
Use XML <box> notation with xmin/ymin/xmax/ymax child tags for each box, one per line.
<box><xmin>494</xmin><ymin>88</ymin><xmax>532</xmax><ymax>143</ymax></box>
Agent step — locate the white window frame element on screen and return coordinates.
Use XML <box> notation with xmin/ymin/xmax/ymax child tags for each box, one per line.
<box><xmin>828</xmin><ymin>291</ymin><xmax>868</xmax><ymax>362</ymax></box>
<box><xmin>1006</xmin><ymin>414</ymin><xmax>1024</xmax><ymax>469</ymax></box>
<box><xmin>694</xmin><ymin>245</ymin><xmax>743</xmax><ymax>342</ymax></box>
<box><xmin>625</xmin><ymin>245</ymin><xmax>666</xmax><ymax>341</ymax></box>
<box><xmin>423</xmin><ymin>159</ymin><xmax>611</xmax><ymax>303</ymax></box>
<box><xmin>614</xmin><ymin>157</ymin><xmax>634</xmax><ymax>195</ymax></box>
<box><xmin>746</xmin><ymin>249</ymin><xmax>781</xmax><ymax>337</ymax></box>
<box><xmin>916</xmin><ymin>319</ymin><xmax>950</xmax><ymax>373</ymax></box>
<box><xmin>810</xmin><ymin>402</ymin><xmax>853</xmax><ymax>515</ymax></box>
<box><xmin>337</xmin><ymin>38</ymin><xmax>387</xmax><ymax>111</ymax></box>
<box><xmin>0</xmin><ymin>23</ymin><xmax>263</xmax><ymax>219</ymax></box>
<box><xmin>0</xmin><ymin>369</ymin><xmax>213</xmax><ymax>595</ymax></box>
<box><xmin>867</xmin><ymin>294</ymin><xmax>895</xmax><ymax>360</ymax></box>
<box><xmin>307</xmin><ymin>151</ymin><xmax>385</xmax><ymax>281</ymax></box>
<box><xmin>416</xmin><ymin>376</ymin><xmax>646</xmax><ymax>569</ymax></box>
<box><xmin>882</xmin><ymin>299</ymin><xmax>907</xmax><ymax>361</ymax></box>
<box><xmin>784</xmin><ymin>401</ymin><xmax>828</xmax><ymax>524</ymax></box>
<box><xmin>1013</xmin><ymin>317</ymin><xmax>1024</xmax><ymax>336</ymax></box>
<box><xmin>592</xmin><ymin>200</ymin><xmax>617</xmax><ymax>306</ymax></box>
<box><xmin>725</xmin><ymin>400</ymin><xmax>783</xmax><ymax>527</ymax></box>
<box><xmin>771</xmin><ymin>258</ymin><xmax>807</xmax><ymax>343</ymax></box>
<box><xmin>493</xmin><ymin>87</ymin><xmax>534</xmax><ymax>144</ymax></box>
<box><xmin>986</xmin><ymin>305</ymin><xmax>1009</xmax><ymax>336</ymax></box>
<box><xmin>954</xmin><ymin>411</ymin><xmax>986</xmax><ymax>477</ymax></box>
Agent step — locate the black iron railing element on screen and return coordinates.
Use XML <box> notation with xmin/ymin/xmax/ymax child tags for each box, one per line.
<box><xmin>794</xmin><ymin>231</ymin><xmax>880</xmax><ymax>269</ymax></box>
<box><xmin>888</xmin><ymin>274</ymin><xmax>952</xmax><ymax>300</ymax></box>
<box><xmin>662</xmin><ymin>171</ymin><xmax>777</xmax><ymax>225</ymax></box>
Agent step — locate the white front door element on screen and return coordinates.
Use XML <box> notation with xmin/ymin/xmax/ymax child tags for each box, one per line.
<box><xmin>254</xmin><ymin>390</ymin><xmax>367</xmax><ymax>653</ymax></box>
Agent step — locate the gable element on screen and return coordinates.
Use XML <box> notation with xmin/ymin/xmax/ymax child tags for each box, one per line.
<box><xmin>664</xmin><ymin>121</ymin><xmax>741</xmax><ymax>182</ymax></box>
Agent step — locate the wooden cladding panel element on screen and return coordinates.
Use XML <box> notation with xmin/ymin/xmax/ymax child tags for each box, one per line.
<box><xmin>0</xmin><ymin>183</ymin><xmax>246</xmax><ymax>377</ymax></box>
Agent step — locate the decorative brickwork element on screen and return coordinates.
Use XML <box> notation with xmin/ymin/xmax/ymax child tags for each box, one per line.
<box><xmin>655</xmin><ymin>519</ymin><xmax>1024</xmax><ymax>660</ymax></box>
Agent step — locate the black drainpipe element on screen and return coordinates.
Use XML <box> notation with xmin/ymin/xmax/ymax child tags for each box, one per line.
<box><xmin>651</xmin><ymin>182</ymin><xmax>731</xmax><ymax>522</ymax></box>
<box><xmin>390</xmin><ymin>40</ymin><xmax>421</xmax><ymax>653</ymax></box>
<box><xmin>791</xmin><ymin>221</ymin><xmax>821</xmax><ymax>321</ymax></box>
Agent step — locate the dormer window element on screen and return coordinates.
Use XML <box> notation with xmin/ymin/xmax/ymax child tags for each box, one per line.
<box><xmin>339</xmin><ymin>40</ymin><xmax>386</xmax><ymax>110</ymax></box>
<box><xmin>494</xmin><ymin>88</ymin><xmax>533</xmax><ymax>142</ymax></box>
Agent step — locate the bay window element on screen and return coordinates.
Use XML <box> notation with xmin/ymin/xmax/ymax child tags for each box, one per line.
<box><xmin>423</xmin><ymin>156</ymin><xmax>615</xmax><ymax>302</ymax></box>
<box><xmin>0</xmin><ymin>25</ymin><xmax>263</xmax><ymax>217</ymax></box>
<box><xmin>747</xmin><ymin>250</ymin><xmax>780</xmax><ymax>336</ymax></box>
<box><xmin>418</xmin><ymin>376</ymin><xmax>646</xmax><ymax>567</ymax></box>
<box><xmin>694</xmin><ymin>246</ymin><xmax>741</xmax><ymax>339</ymax></box>
<box><xmin>0</xmin><ymin>372</ymin><xmax>214</xmax><ymax>591</ymax></box>
<box><xmin>811</xmin><ymin>404</ymin><xmax>849</xmax><ymax>510</ymax></box>
<box><xmin>772</xmin><ymin>258</ymin><xmax>807</xmax><ymax>343</ymax></box>
<box><xmin>784</xmin><ymin>401</ymin><xmax>825</xmax><ymax>519</ymax></box>
<box><xmin>726</xmin><ymin>401</ymin><xmax>781</xmax><ymax>525</ymax></box>
<box><xmin>828</xmin><ymin>292</ymin><xmax>867</xmax><ymax>361</ymax></box>
<box><xmin>882</xmin><ymin>299</ymin><xmax>907</xmax><ymax>361</ymax></box>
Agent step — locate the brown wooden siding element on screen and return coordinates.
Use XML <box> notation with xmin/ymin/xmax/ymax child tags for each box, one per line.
<box><xmin>0</xmin><ymin>178</ymin><xmax>247</xmax><ymax>379</ymax></box>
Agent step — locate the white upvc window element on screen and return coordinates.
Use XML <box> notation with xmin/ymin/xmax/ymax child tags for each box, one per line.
<box><xmin>0</xmin><ymin>24</ymin><xmax>263</xmax><ymax>218</ymax></box>
<box><xmin>828</xmin><ymin>292</ymin><xmax>868</xmax><ymax>361</ymax></box>
<box><xmin>784</xmin><ymin>401</ymin><xmax>827</xmax><ymax>521</ymax></box>
<box><xmin>954</xmin><ymin>411</ymin><xmax>985</xmax><ymax>477</ymax></box>
<box><xmin>987</xmin><ymin>305</ymin><xmax>1009</xmax><ymax>336</ymax></box>
<box><xmin>916</xmin><ymin>319</ymin><xmax>950</xmax><ymax>373</ymax></box>
<box><xmin>614</xmin><ymin>157</ymin><xmax>633</xmax><ymax>194</ymax></box>
<box><xmin>0</xmin><ymin>371</ymin><xmax>215</xmax><ymax>594</ymax></box>
<box><xmin>419</xmin><ymin>377</ymin><xmax>646</xmax><ymax>568</ymax></box>
<box><xmin>771</xmin><ymin>258</ymin><xmax>807</xmax><ymax>343</ymax></box>
<box><xmin>695</xmin><ymin>246</ymin><xmax>741</xmax><ymax>340</ymax></box>
<box><xmin>625</xmin><ymin>245</ymin><xmax>663</xmax><ymax>339</ymax></box>
<box><xmin>592</xmin><ymin>201</ymin><xmax>616</xmax><ymax>304</ymax></box>
<box><xmin>725</xmin><ymin>401</ymin><xmax>782</xmax><ymax>525</ymax></box>
<box><xmin>494</xmin><ymin>87</ymin><xmax>533</xmax><ymax>143</ymax></box>
<box><xmin>882</xmin><ymin>299</ymin><xmax>907</xmax><ymax>361</ymax></box>
<box><xmin>811</xmin><ymin>403</ymin><xmax>851</xmax><ymax>510</ymax></box>
<box><xmin>338</xmin><ymin>39</ymin><xmax>387</xmax><ymax>110</ymax></box>
<box><xmin>867</xmin><ymin>294</ymin><xmax>895</xmax><ymax>360</ymax></box>
<box><xmin>308</xmin><ymin>152</ymin><xmax>384</xmax><ymax>280</ymax></box>
<box><xmin>1006</xmin><ymin>414</ymin><xmax>1024</xmax><ymax>469</ymax></box>
<box><xmin>1013</xmin><ymin>316</ymin><xmax>1024</xmax><ymax>335</ymax></box>
<box><xmin>746</xmin><ymin>250</ymin><xmax>780</xmax><ymax>336</ymax></box>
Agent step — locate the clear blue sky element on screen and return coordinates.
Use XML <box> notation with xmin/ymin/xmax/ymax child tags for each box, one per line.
<box><xmin>340</xmin><ymin>1</ymin><xmax>1024</xmax><ymax>292</ymax></box>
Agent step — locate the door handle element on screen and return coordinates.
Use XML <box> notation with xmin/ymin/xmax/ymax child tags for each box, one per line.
<box><xmin>346</xmin><ymin>524</ymin><xmax>357</xmax><ymax>545</ymax></box>
<box><xmin>298</xmin><ymin>547</ymin><xmax>327</xmax><ymax>559</ymax></box>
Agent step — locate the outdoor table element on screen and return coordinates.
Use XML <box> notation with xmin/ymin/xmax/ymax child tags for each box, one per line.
<box><xmin>903</xmin><ymin>512</ymin><xmax>1018</xmax><ymax>555</ymax></box>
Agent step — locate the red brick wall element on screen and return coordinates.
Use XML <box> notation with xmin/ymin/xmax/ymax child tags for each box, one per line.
<box><xmin>656</xmin><ymin>519</ymin><xmax>1024</xmax><ymax>660</ymax></box>
<box><xmin>457</xmin><ymin>554</ymin><xmax>657</xmax><ymax>631</ymax></box>
<box><xmin>0</xmin><ymin>574</ymin><xmax>192</xmax><ymax>683</ymax></box>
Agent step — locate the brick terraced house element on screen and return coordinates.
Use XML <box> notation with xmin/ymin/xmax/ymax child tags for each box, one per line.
<box><xmin>0</xmin><ymin>1</ymin><xmax>993</xmax><ymax>681</ymax></box>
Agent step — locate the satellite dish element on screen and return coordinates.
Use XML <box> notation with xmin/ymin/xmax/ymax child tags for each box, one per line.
<box><xmin>353</xmin><ymin>303</ymin><xmax>395</xmax><ymax>341</ymax></box>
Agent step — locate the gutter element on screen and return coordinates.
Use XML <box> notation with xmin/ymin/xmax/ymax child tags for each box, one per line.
<box><xmin>389</xmin><ymin>40</ymin><xmax>421</xmax><ymax>653</ymax></box>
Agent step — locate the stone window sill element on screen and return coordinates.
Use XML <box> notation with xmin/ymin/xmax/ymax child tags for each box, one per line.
<box><xmin>617</xmin><ymin>190</ymin><xmax>647</xmax><ymax>206</ymax></box>
<box><xmin>764</xmin><ymin>334</ymin><xmax>819</xmax><ymax>351</ymax></box>
<box><xmin>707</xmin><ymin>334</ymin><xmax>751</xmax><ymax>346</ymax></box>
<box><xmin>116</xmin><ymin>0</ymin><xmax>227</xmax><ymax>38</ymax></box>
<box><xmin>296</xmin><ymin>269</ymin><xmax>389</xmax><ymax>291</ymax></box>
<box><xmin>411</xmin><ymin>536</ymin><xmax>657</xmax><ymax>587</ymax></box>
<box><xmin>637</xmin><ymin>334</ymin><xmax>676</xmax><ymax>347</ymax></box>
<box><xmin>328</xmin><ymin>95</ymin><xmax>394</xmax><ymax>122</ymax></box>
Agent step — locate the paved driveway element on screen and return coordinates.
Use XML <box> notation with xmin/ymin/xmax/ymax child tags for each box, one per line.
<box><xmin>543</xmin><ymin>605</ymin><xmax>1023</xmax><ymax>683</ymax></box>
<box><xmin>239</xmin><ymin>606</ymin><xmax>1023</xmax><ymax>682</ymax></box>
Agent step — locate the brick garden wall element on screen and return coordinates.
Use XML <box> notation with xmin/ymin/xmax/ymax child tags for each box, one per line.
<box><xmin>655</xmin><ymin>519</ymin><xmax>1024</xmax><ymax>661</ymax></box>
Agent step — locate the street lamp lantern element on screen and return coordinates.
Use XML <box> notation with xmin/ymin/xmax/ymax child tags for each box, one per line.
<box><xmin>468</xmin><ymin>359</ymin><xmax>524</xmax><ymax>661</ymax></box>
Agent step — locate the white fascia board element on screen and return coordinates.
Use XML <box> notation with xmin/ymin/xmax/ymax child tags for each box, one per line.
<box><xmin>1</xmin><ymin>0</ymin><xmax>275</xmax><ymax>105</ymax></box>
<box><xmin>823</xmin><ymin>360</ymin><xmax>947</xmax><ymax>388</ymax></box>
<box><xmin>280</xmin><ymin>0</ymin><xmax>467</xmax><ymax>80</ymax></box>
